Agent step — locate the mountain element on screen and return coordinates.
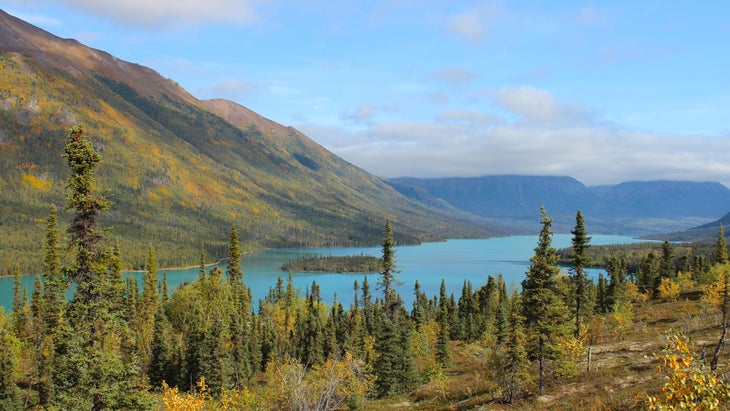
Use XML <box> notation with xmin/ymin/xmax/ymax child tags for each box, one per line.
<box><xmin>392</xmin><ymin>176</ymin><xmax>730</xmax><ymax>234</ymax></box>
<box><xmin>691</xmin><ymin>212</ymin><xmax>730</xmax><ymax>231</ymax></box>
<box><xmin>591</xmin><ymin>181</ymin><xmax>730</xmax><ymax>218</ymax></box>
<box><xmin>645</xmin><ymin>211</ymin><xmax>730</xmax><ymax>242</ymax></box>
<box><xmin>391</xmin><ymin>175</ymin><xmax>596</xmax><ymax>229</ymax></box>
<box><xmin>0</xmin><ymin>10</ymin><xmax>502</xmax><ymax>272</ymax></box>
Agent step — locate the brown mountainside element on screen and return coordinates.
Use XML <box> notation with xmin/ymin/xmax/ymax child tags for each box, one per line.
<box><xmin>0</xmin><ymin>9</ymin><xmax>500</xmax><ymax>271</ymax></box>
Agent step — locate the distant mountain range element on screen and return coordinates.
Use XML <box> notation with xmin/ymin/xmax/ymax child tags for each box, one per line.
<box><xmin>391</xmin><ymin>176</ymin><xmax>730</xmax><ymax>235</ymax></box>
<box><xmin>0</xmin><ymin>9</ymin><xmax>501</xmax><ymax>270</ymax></box>
<box><xmin>1</xmin><ymin>9</ymin><xmax>726</xmax><ymax>272</ymax></box>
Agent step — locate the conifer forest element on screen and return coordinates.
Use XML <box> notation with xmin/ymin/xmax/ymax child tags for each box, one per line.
<box><xmin>2</xmin><ymin>126</ymin><xmax>730</xmax><ymax>410</ymax></box>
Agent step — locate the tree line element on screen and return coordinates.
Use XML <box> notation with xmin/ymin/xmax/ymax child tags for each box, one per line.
<box><xmin>1</xmin><ymin>126</ymin><xmax>730</xmax><ymax>409</ymax></box>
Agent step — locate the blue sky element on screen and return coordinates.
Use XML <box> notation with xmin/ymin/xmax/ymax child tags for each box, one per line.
<box><xmin>6</xmin><ymin>1</ymin><xmax>730</xmax><ymax>185</ymax></box>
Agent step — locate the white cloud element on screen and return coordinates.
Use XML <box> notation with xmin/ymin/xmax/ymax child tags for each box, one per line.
<box><xmin>436</xmin><ymin>110</ymin><xmax>499</xmax><ymax>126</ymax></box>
<box><xmin>432</xmin><ymin>67</ymin><xmax>477</xmax><ymax>85</ymax></box>
<box><xmin>31</xmin><ymin>0</ymin><xmax>267</xmax><ymax>27</ymax></box>
<box><xmin>445</xmin><ymin>10</ymin><xmax>486</xmax><ymax>42</ymax></box>
<box><xmin>494</xmin><ymin>86</ymin><xmax>593</xmax><ymax>124</ymax></box>
<box><xmin>341</xmin><ymin>105</ymin><xmax>376</xmax><ymax>124</ymax></box>
<box><xmin>298</xmin><ymin>93</ymin><xmax>730</xmax><ymax>186</ymax></box>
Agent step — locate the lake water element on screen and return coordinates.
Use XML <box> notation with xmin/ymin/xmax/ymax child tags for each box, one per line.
<box><xmin>0</xmin><ymin>234</ymin><xmax>643</xmax><ymax>311</ymax></box>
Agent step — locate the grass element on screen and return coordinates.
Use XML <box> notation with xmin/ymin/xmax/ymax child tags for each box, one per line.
<box><xmin>382</xmin><ymin>292</ymin><xmax>728</xmax><ymax>410</ymax></box>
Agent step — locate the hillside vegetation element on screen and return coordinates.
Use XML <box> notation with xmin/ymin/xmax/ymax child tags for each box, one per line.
<box><xmin>0</xmin><ymin>10</ymin><xmax>500</xmax><ymax>272</ymax></box>
<box><xmin>2</xmin><ymin>125</ymin><xmax>730</xmax><ymax>410</ymax></box>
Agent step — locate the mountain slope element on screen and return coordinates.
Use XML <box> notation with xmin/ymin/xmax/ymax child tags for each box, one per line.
<box><xmin>591</xmin><ymin>181</ymin><xmax>730</xmax><ymax>219</ymax></box>
<box><xmin>0</xmin><ymin>9</ymin><xmax>501</xmax><ymax>272</ymax></box>
<box><xmin>691</xmin><ymin>212</ymin><xmax>730</xmax><ymax>231</ymax></box>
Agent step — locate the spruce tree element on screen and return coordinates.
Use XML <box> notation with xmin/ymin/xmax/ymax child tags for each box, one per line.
<box><xmin>501</xmin><ymin>292</ymin><xmax>529</xmax><ymax>404</ymax></box>
<box><xmin>570</xmin><ymin>211</ymin><xmax>591</xmax><ymax>338</ymax></box>
<box><xmin>435</xmin><ymin>279</ymin><xmax>450</xmax><ymax>367</ymax></box>
<box><xmin>137</xmin><ymin>246</ymin><xmax>160</xmax><ymax>373</ymax></box>
<box><xmin>521</xmin><ymin>207</ymin><xmax>571</xmax><ymax>394</ymax></box>
<box><xmin>372</xmin><ymin>220</ymin><xmax>416</xmax><ymax>397</ymax></box>
<box><xmin>53</xmin><ymin>125</ymin><xmax>153</xmax><ymax>409</ymax></box>
<box><xmin>199</xmin><ymin>242</ymin><xmax>207</xmax><ymax>278</ymax></box>
<box><xmin>377</xmin><ymin>220</ymin><xmax>402</xmax><ymax>317</ymax></box>
<box><xmin>226</xmin><ymin>225</ymin><xmax>252</xmax><ymax>387</ymax></box>
<box><xmin>149</xmin><ymin>303</ymin><xmax>176</xmax><ymax>388</ymax></box>
<box><xmin>638</xmin><ymin>251</ymin><xmax>660</xmax><ymax>296</ymax></box>
<box><xmin>11</xmin><ymin>266</ymin><xmax>25</xmax><ymax>340</ymax></box>
<box><xmin>715</xmin><ymin>225</ymin><xmax>728</xmax><ymax>265</ymax></box>
<box><xmin>411</xmin><ymin>280</ymin><xmax>430</xmax><ymax>328</ymax></box>
<box><xmin>362</xmin><ymin>276</ymin><xmax>374</xmax><ymax>334</ymax></box>
<box><xmin>606</xmin><ymin>256</ymin><xmax>628</xmax><ymax>308</ymax></box>
<box><xmin>42</xmin><ymin>206</ymin><xmax>64</xmax><ymax>334</ymax></box>
<box><xmin>659</xmin><ymin>239</ymin><xmax>675</xmax><ymax>279</ymax></box>
<box><xmin>0</xmin><ymin>326</ymin><xmax>20</xmax><ymax>410</ymax></box>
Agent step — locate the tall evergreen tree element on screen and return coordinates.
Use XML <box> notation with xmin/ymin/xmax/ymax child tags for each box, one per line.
<box><xmin>138</xmin><ymin>246</ymin><xmax>160</xmax><ymax>373</ymax></box>
<box><xmin>199</xmin><ymin>242</ymin><xmax>207</xmax><ymax>278</ymax></box>
<box><xmin>500</xmin><ymin>293</ymin><xmax>530</xmax><ymax>404</ymax></box>
<box><xmin>148</xmin><ymin>303</ymin><xmax>176</xmax><ymax>388</ymax></box>
<box><xmin>435</xmin><ymin>279</ymin><xmax>450</xmax><ymax>367</ymax></box>
<box><xmin>53</xmin><ymin>125</ymin><xmax>153</xmax><ymax>409</ymax></box>
<box><xmin>521</xmin><ymin>207</ymin><xmax>571</xmax><ymax>394</ymax></box>
<box><xmin>377</xmin><ymin>220</ymin><xmax>401</xmax><ymax>317</ymax></box>
<box><xmin>0</xmin><ymin>326</ymin><xmax>20</xmax><ymax>410</ymax></box>
<box><xmin>227</xmin><ymin>225</ymin><xmax>243</xmax><ymax>283</ymax></box>
<box><xmin>226</xmin><ymin>225</ymin><xmax>252</xmax><ymax>387</ymax></box>
<box><xmin>659</xmin><ymin>239</ymin><xmax>675</xmax><ymax>279</ymax></box>
<box><xmin>362</xmin><ymin>276</ymin><xmax>374</xmax><ymax>334</ymax></box>
<box><xmin>42</xmin><ymin>206</ymin><xmax>64</xmax><ymax>334</ymax></box>
<box><xmin>372</xmin><ymin>220</ymin><xmax>416</xmax><ymax>397</ymax></box>
<box><xmin>411</xmin><ymin>280</ymin><xmax>430</xmax><ymax>328</ymax></box>
<box><xmin>638</xmin><ymin>251</ymin><xmax>660</xmax><ymax>296</ymax></box>
<box><xmin>715</xmin><ymin>225</ymin><xmax>728</xmax><ymax>265</ymax></box>
<box><xmin>11</xmin><ymin>266</ymin><xmax>26</xmax><ymax>340</ymax></box>
<box><xmin>606</xmin><ymin>257</ymin><xmax>628</xmax><ymax>307</ymax></box>
<box><xmin>570</xmin><ymin>211</ymin><xmax>591</xmax><ymax>338</ymax></box>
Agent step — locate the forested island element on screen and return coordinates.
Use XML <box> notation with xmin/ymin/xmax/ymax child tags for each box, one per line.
<box><xmin>281</xmin><ymin>254</ymin><xmax>381</xmax><ymax>273</ymax></box>
<box><xmin>1</xmin><ymin>126</ymin><xmax>730</xmax><ymax>410</ymax></box>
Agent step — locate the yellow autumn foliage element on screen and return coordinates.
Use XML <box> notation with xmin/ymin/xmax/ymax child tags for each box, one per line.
<box><xmin>658</xmin><ymin>277</ymin><xmax>680</xmax><ymax>301</ymax></box>
<box><xmin>160</xmin><ymin>378</ymin><xmax>210</xmax><ymax>411</ymax></box>
<box><xmin>647</xmin><ymin>333</ymin><xmax>730</xmax><ymax>410</ymax></box>
<box><xmin>21</xmin><ymin>173</ymin><xmax>52</xmax><ymax>190</ymax></box>
<box><xmin>702</xmin><ymin>263</ymin><xmax>730</xmax><ymax>311</ymax></box>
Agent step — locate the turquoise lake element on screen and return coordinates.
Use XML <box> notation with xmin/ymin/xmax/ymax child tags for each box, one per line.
<box><xmin>1</xmin><ymin>234</ymin><xmax>645</xmax><ymax>311</ymax></box>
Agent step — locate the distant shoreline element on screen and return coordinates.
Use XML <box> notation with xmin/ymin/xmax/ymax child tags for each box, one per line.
<box><xmin>123</xmin><ymin>259</ymin><xmax>226</xmax><ymax>274</ymax></box>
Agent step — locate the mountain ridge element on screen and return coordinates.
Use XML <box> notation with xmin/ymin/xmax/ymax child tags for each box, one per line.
<box><xmin>0</xmin><ymin>9</ymin><xmax>501</xmax><ymax>272</ymax></box>
<box><xmin>391</xmin><ymin>175</ymin><xmax>730</xmax><ymax>234</ymax></box>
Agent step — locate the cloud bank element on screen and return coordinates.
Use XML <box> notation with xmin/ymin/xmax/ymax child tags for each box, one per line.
<box><xmin>19</xmin><ymin>0</ymin><xmax>266</xmax><ymax>27</ymax></box>
<box><xmin>299</xmin><ymin>87</ymin><xmax>730</xmax><ymax>186</ymax></box>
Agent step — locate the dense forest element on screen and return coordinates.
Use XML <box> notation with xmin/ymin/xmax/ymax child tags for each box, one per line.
<box><xmin>2</xmin><ymin>126</ymin><xmax>730</xmax><ymax>409</ymax></box>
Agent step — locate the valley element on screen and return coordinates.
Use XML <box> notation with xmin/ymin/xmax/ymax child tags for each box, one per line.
<box><xmin>1</xmin><ymin>8</ymin><xmax>730</xmax><ymax>411</ymax></box>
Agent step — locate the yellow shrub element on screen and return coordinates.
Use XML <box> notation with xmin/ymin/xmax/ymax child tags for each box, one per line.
<box><xmin>658</xmin><ymin>278</ymin><xmax>680</xmax><ymax>301</ymax></box>
<box><xmin>21</xmin><ymin>173</ymin><xmax>51</xmax><ymax>190</ymax></box>
<box><xmin>647</xmin><ymin>333</ymin><xmax>730</xmax><ymax>410</ymax></box>
<box><xmin>160</xmin><ymin>378</ymin><xmax>210</xmax><ymax>411</ymax></box>
<box><xmin>676</xmin><ymin>271</ymin><xmax>696</xmax><ymax>293</ymax></box>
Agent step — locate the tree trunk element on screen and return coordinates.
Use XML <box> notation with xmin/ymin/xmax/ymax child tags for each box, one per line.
<box><xmin>711</xmin><ymin>317</ymin><xmax>727</xmax><ymax>371</ymax></box>
<box><xmin>538</xmin><ymin>337</ymin><xmax>544</xmax><ymax>395</ymax></box>
<box><xmin>712</xmin><ymin>271</ymin><xmax>730</xmax><ymax>371</ymax></box>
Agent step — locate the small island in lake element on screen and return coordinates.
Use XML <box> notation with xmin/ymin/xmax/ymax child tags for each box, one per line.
<box><xmin>281</xmin><ymin>254</ymin><xmax>381</xmax><ymax>273</ymax></box>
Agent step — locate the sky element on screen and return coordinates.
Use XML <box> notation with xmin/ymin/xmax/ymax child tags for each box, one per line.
<box><xmin>5</xmin><ymin>1</ymin><xmax>730</xmax><ymax>186</ymax></box>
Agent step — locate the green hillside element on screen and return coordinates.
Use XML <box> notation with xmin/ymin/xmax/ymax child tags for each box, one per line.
<box><xmin>0</xmin><ymin>10</ymin><xmax>501</xmax><ymax>272</ymax></box>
